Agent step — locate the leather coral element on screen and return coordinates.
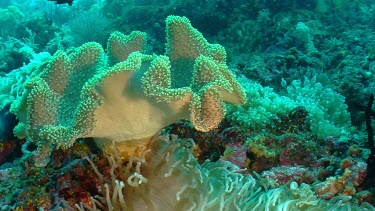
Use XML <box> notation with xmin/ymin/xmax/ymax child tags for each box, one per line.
<box><xmin>11</xmin><ymin>16</ymin><xmax>246</xmax><ymax>160</ymax></box>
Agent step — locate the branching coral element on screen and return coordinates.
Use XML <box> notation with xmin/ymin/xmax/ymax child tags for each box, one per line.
<box><xmin>10</xmin><ymin>16</ymin><xmax>246</xmax><ymax>161</ymax></box>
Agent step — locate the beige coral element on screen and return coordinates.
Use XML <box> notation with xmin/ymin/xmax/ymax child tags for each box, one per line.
<box><xmin>11</xmin><ymin>16</ymin><xmax>246</xmax><ymax>161</ymax></box>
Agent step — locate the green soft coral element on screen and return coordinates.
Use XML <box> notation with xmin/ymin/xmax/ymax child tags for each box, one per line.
<box><xmin>227</xmin><ymin>76</ymin><xmax>351</xmax><ymax>139</ymax></box>
<box><xmin>11</xmin><ymin>16</ymin><xmax>246</xmax><ymax>160</ymax></box>
<box><xmin>284</xmin><ymin>77</ymin><xmax>352</xmax><ymax>138</ymax></box>
<box><xmin>0</xmin><ymin>6</ymin><xmax>24</xmax><ymax>37</ymax></box>
<box><xmin>0</xmin><ymin>6</ymin><xmax>23</xmax><ymax>25</ymax></box>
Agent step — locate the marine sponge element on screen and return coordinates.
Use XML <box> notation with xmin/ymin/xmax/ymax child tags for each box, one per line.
<box><xmin>11</xmin><ymin>16</ymin><xmax>246</xmax><ymax>161</ymax></box>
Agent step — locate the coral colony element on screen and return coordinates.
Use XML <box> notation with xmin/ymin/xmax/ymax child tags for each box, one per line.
<box><xmin>0</xmin><ymin>0</ymin><xmax>375</xmax><ymax>210</ymax></box>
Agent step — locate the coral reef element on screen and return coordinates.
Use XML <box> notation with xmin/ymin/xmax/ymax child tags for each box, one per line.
<box><xmin>1</xmin><ymin>0</ymin><xmax>375</xmax><ymax>210</ymax></box>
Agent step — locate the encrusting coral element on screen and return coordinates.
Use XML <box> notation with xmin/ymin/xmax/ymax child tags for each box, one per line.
<box><xmin>10</xmin><ymin>16</ymin><xmax>246</xmax><ymax>161</ymax></box>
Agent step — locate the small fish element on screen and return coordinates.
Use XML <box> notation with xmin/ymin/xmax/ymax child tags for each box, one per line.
<box><xmin>221</xmin><ymin>146</ymin><xmax>237</xmax><ymax>160</ymax></box>
<box><xmin>48</xmin><ymin>0</ymin><xmax>74</xmax><ymax>6</ymax></box>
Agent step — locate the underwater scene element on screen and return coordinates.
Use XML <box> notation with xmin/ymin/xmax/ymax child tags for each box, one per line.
<box><xmin>1</xmin><ymin>0</ymin><xmax>375</xmax><ymax>210</ymax></box>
